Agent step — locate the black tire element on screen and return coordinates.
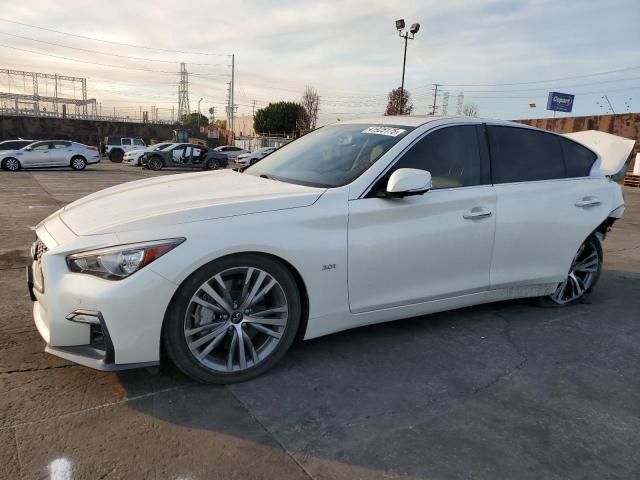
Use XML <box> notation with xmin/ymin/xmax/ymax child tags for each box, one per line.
<box><xmin>250</xmin><ymin>158</ymin><xmax>258</xmax><ymax>166</ymax></box>
<box><xmin>536</xmin><ymin>235</ymin><xmax>603</xmax><ymax>307</ymax></box>
<box><xmin>1</xmin><ymin>157</ymin><xmax>21</xmax><ymax>171</ymax></box>
<box><xmin>148</xmin><ymin>156</ymin><xmax>163</xmax><ymax>171</ymax></box>
<box><xmin>163</xmin><ymin>254</ymin><xmax>301</xmax><ymax>384</ymax></box>
<box><xmin>109</xmin><ymin>150</ymin><xmax>124</xmax><ymax>163</ymax></box>
<box><xmin>70</xmin><ymin>155</ymin><xmax>87</xmax><ymax>171</ymax></box>
<box><xmin>205</xmin><ymin>158</ymin><xmax>220</xmax><ymax>170</ymax></box>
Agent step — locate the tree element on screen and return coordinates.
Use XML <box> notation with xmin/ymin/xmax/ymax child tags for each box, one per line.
<box><xmin>384</xmin><ymin>87</ymin><xmax>413</xmax><ymax>116</ymax></box>
<box><xmin>463</xmin><ymin>103</ymin><xmax>479</xmax><ymax>117</ymax></box>
<box><xmin>180</xmin><ymin>112</ymin><xmax>209</xmax><ymax>128</ymax></box>
<box><xmin>254</xmin><ymin>102</ymin><xmax>305</xmax><ymax>135</ymax></box>
<box><xmin>212</xmin><ymin>119</ymin><xmax>227</xmax><ymax>130</ymax></box>
<box><xmin>299</xmin><ymin>86</ymin><xmax>320</xmax><ymax>132</ymax></box>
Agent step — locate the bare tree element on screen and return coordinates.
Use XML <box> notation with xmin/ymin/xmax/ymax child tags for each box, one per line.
<box><xmin>463</xmin><ymin>103</ymin><xmax>479</xmax><ymax>117</ymax></box>
<box><xmin>299</xmin><ymin>86</ymin><xmax>320</xmax><ymax>132</ymax></box>
<box><xmin>385</xmin><ymin>87</ymin><xmax>413</xmax><ymax>116</ymax></box>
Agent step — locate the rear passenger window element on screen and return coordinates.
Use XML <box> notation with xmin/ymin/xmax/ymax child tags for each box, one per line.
<box><xmin>560</xmin><ymin>138</ymin><xmax>597</xmax><ymax>177</ymax></box>
<box><xmin>488</xmin><ymin>126</ymin><xmax>564</xmax><ymax>183</ymax></box>
<box><xmin>391</xmin><ymin>125</ymin><xmax>484</xmax><ymax>189</ymax></box>
<box><xmin>122</xmin><ymin>139</ymin><xmax>132</xmax><ymax>146</ymax></box>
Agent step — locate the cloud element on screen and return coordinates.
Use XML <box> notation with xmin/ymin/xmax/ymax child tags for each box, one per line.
<box><xmin>0</xmin><ymin>0</ymin><xmax>638</xmax><ymax>122</ymax></box>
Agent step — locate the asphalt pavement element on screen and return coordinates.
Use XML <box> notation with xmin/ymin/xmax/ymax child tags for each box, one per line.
<box><xmin>1</xmin><ymin>161</ymin><xmax>639</xmax><ymax>480</ymax></box>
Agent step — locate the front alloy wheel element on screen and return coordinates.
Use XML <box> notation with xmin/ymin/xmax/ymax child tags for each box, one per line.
<box><xmin>164</xmin><ymin>255</ymin><xmax>301</xmax><ymax>383</ymax></box>
<box><xmin>2</xmin><ymin>158</ymin><xmax>20</xmax><ymax>171</ymax></box>
<box><xmin>148</xmin><ymin>157</ymin><xmax>163</xmax><ymax>171</ymax></box>
<box><xmin>546</xmin><ymin>236</ymin><xmax>602</xmax><ymax>306</ymax></box>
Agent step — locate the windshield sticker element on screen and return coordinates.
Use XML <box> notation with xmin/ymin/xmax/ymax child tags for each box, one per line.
<box><xmin>362</xmin><ymin>126</ymin><xmax>406</xmax><ymax>137</ymax></box>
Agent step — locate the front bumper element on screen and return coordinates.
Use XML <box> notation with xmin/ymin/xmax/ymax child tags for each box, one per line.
<box><xmin>27</xmin><ymin>231</ymin><xmax>177</xmax><ymax>370</ymax></box>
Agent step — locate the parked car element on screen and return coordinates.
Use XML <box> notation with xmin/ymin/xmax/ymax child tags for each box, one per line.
<box><xmin>141</xmin><ymin>143</ymin><xmax>227</xmax><ymax>171</ymax></box>
<box><xmin>235</xmin><ymin>147</ymin><xmax>277</xmax><ymax>167</ymax></box>
<box><xmin>213</xmin><ymin>145</ymin><xmax>249</xmax><ymax>159</ymax></box>
<box><xmin>124</xmin><ymin>143</ymin><xmax>174</xmax><ymax>166</ymax></box>
<box><xmin>27</xmin><ymin>117</ymin><xmax>630</xmax><ymax>384</ymax></box>
<box><xmin>1</xmin><ymin>140</ymin><xmax>100</xmax><ymax>171</ymax></box>
<box><xmin>0</xmin><ymin>139</ymin><xmax>36</xmax><ymax>151</ymax></box>
<box><xmin>105</xmin><ymin>137</ymin><xmax>146</xmax><ymax>163</ymax></box>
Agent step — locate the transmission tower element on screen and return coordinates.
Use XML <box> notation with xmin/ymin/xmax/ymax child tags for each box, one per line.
<box><xmin>441</xmin><ymin>91</ymin><xmax>450</xmax><ymax>115</ymax></box>
<box><xmin>456</xmin><ymin>92</ymin><xmax>464</xmax><ymax>115</ymax></box>
<box><xmin>177</xmin><ymin>62</ymin><xmax>190</xmax><ymax>121</ymax></box>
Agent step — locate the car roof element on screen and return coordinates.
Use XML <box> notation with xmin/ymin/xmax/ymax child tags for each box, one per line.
<box><xmin>336</xmin><ymin>115</ymin><xmax>527</xmax><ymax>129</ymax></box>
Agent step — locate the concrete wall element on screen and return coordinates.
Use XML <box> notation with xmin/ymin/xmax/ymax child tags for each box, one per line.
<box><xmin>0</xmin><ymin>115</ymin><xmax>176</xmax><ymax>146</ymax></box>
<box><xmin>515</xmin><ymin>113</ymin><xmax>640</xmax><ymax>171</ymax></box>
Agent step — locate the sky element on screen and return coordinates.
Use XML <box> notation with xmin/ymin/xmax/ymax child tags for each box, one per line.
<box><xmin>0</xmin><ymin>0</ymin><xmax>639</xmax><ymax>125</ymax></box>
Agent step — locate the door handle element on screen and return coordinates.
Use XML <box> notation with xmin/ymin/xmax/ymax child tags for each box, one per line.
<box><xmin>575</xmin><ymin>197</ymin><xmax>601</xmax><ymax>208</ymax></box>
<box><xmin>463</xmin><ymin>207</ymin><xmax>492</xmax><ymax>220</ymax></box>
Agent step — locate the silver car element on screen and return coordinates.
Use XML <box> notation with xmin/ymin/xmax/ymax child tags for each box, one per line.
<box><xmin>235</xmin><ymin>147</ymin><xmax>277</xmax><ymax>167</ymax></box>
<box><xmin>213</xmin><ymin>145</ymin><xmax>249</xmax><ymax>159</ymax></box>
<box><xmin>0</xmin><ymin>140</ymin><xmax>101</xmax><ymax>171</ymax></box>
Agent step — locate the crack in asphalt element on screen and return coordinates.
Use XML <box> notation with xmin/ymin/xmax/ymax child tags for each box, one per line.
<box><xmin>228</xmin><ymin>387</ymin><xmax>315</xmax><ymax>480</ymax></box>
<box><xmin>473</xmin><ymin>312</ymin><xmax>528</xmax><ymax>394</ymax></box>
<box><xmin>1</xmin><ymin>364</ymin><xmax>77</xmax><ymax>375</ymax></box>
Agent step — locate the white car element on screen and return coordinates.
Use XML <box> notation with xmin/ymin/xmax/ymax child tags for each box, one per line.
<box><xmin>213</xmin><ymin>145</ymin><xmax>249</xmax><ymax>159</ymax></box>
<box><xmin>124</xmin><ymin>143</ymin><xmax>174</xmax><ymax>166</ymax></box>
<box><xmin>1</xmin><ymin>140</ymin><xmax>100</xmax><ymax>171</ymax></box>
<box><xmin>235</xmin><ymin>147</ymin><xmax>277</xmax><ymax>167</ymax></box>
<box><xmin>27</xmin><ymin>117</ymin><xmax>631</xmax><ymax>384</ymax></box>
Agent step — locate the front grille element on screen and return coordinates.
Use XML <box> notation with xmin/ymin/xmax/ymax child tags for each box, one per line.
<box><xmin>34</xmin><ymin>238</ymin><xmax>48</xmax><ymax>261</ymax></box>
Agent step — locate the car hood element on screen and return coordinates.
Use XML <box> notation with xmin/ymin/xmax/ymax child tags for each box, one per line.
<box><xmin>0</xmin><ymin>149</ymin><xmax>20</xmax><ymax>157</ymax></box>
<box><xmin>56</xmin><ymin>170</ymin><xmax>325</xmax><ymax>235</ymax></box>
<box><xmin>125</xmin><ymin>148</ymin><xmax>147</xmax><ymax>156</ymax></box>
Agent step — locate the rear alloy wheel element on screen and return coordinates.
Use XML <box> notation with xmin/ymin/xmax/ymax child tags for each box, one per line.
<box><xmin>1</xmin><ymin>157</ymin><xmax>21</xmax><ymax>171</ymax></box>
<box><xmin>148</xmin><ymin>157</ymin><xmax>163</xmax><ymax>171</ymax></box>
<box><xmin>163</xmin><ymin>254</ymin><xmax>301</xmax><ymax>383</ymax></box>
<box><xmin>541</xmin><ymin>236</ymin><xmax>602</xmax><ymax>306</ymax></box>
<box><xmin>70</xmin><ymin>156</ymin><xmax>87</xmax><ymax>171</ymax></box>
<box><xmin>206</xmin><ymin>159</ymin><xmax>220</xmax><ymax>170</ymax></box>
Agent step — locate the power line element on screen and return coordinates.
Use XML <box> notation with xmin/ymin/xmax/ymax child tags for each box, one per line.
<box><xmin>0</xmin><ymin>17</ymin><xmax>230</xmax><ymax>56</ymax></box>
<box><xmin>0</xmin><ymin>43</ymin><xmax>232</xmax><ymax>77</ymax></box>
<box><xmin>0</xmin><ymin>31</ymin><xmax>229</xmax><ymax>66</ymax></box>
<box><xmin>438</xmin><ymin>65</ymin><xmax>640</xmax><ymax>87</ymax></box>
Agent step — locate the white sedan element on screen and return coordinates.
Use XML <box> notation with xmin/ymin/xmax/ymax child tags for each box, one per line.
<box><xmin>28</xmin><ymin>117</ymin><xmax>630</xmax><ymax>383</ymax></box>
<box><xmin>1</xmin><ymin>140</ymin><xmax>100</xmax><ymax>171</ymax></box>
<box><xmin>124</xmin><ymin>143</ymin><xmax>174</xmax><ymax>166</ymax></box>
<box><xmin>235</xmin><ymin>147</ymin><xmax>277</xmax><ymax>167</ymax></box>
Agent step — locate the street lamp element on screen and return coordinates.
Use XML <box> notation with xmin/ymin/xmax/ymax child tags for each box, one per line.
<box><xmin>197</xmin><ymin>98</ymin><xmax>203</xmax><ymax>130</ymax></box>
<box><xmin>396</xmin><ymin>19</ymin><xmax>420</xmax><ymax>115</ymax></box>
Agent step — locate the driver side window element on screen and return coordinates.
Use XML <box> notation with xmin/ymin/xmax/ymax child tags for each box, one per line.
<box><xmin>390</xmin><ymin>125</ymin><xmax>485</xmax><ymax>189</ymax></box>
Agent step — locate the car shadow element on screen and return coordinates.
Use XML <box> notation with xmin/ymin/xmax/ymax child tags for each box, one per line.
<box><xmin>116</xmin><ymin>268</ymin><xmax>640</xmax><ymax>479</ymax></box>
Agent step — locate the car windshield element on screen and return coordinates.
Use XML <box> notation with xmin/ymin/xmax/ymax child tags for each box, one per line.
<box><xmin>153</xmin><ymin>143</ymin><xmax>171</xmax><ymax>150</ymax></box>
<box><xmin>246</xmin><ymin>124</ymin><xmax>413</xmax><ymax>187</ymax></box>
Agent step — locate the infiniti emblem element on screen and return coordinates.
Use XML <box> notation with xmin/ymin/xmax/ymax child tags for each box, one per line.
<box><xmin>231</xmin><ymin>311</ymin><xmax>243</xmax><ymax>324</ymax></box>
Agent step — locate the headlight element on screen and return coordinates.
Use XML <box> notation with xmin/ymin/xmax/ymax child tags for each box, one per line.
<box><xmin>66</xmin><ymin>238</ymin><xmax>185</xmax><ymax>280</ymax></box>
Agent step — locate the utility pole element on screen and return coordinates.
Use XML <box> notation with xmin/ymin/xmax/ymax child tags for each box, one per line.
<box><xmin>431</xmin><ymin>83</ymin><xmax>440</xmax><ymax>115</ymax></box>
<box><xmin>251</xmin><ymin>99</ymin><xmax>257</xmax><ymax>116</ymax></box>
<box><xmin>230</xmin><ymin>54</ymin><xmax>235</xmax><ymax>134</ymax></box>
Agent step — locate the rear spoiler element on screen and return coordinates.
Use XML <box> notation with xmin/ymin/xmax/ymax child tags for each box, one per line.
<box><xmin>562</xmin><ymin>130</ymin><xmax>636</xmax><ymax>181</ymax></box>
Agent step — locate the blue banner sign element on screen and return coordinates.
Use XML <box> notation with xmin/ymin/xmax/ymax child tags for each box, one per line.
<box><xmin>547</xmin><ymin>92</ymin><xmax>575</xmax><ymax>112</ymax></box>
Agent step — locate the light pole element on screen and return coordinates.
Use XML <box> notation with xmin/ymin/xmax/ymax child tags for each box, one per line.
<box><xmin>197</xmin><ymin>98</ymin><xmax>203</xmax><ymax>131</ymax></box>
<box><xmin>395</xmin><ymin>19</ymin><xmax>420</xmax><ymax>115</ymax></box>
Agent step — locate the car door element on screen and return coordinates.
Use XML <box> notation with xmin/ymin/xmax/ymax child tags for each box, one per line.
<box><xmin>487</xmin><ymin>125</ymin><xmax>611</xmax><ymax>289</ymax></box>
<box><xmin>347</xmin><ymin>124</ymin><xmax>496</xmax><ymax>313</ymax></box>
<box><xmin>20</xmin><ymin>142</ymin><xmax>51</xmax><ymax>167</ymax></box>
<box><xmin>121</xmin><ymin>138</ymin><xmax>133</xmax><ymax>152</ymax></box>
<box><xmin>48</xmin><ymin>141</ymin><xmax>73</xmax><ymax>165</ymax></box>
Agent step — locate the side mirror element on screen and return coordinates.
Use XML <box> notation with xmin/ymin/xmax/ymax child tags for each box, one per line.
<box><xmin>385</xmin><ymin>168</ymin><xmax>432</xmax><ymax>197</ymax></box>
<box><xmin>25</xmin><ymin>146</ymin><xmax>32</xmax><ymax>151</ymax></box>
